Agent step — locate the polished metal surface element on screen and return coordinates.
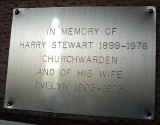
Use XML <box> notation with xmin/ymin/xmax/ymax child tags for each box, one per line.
<box><xmin>0</xmin><ymin>120</ymin><xmax>35</xmax><ymax>125</ymax></box>
<box><xmin>4</xmin><ymin>7</ymin><xmax>156</xmax><ymax>119</ymax></box>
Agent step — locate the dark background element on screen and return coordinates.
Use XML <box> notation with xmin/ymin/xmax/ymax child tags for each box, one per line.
<box><xmin>0</xmin><ymin>0</ymin><xmax>160</xmax><ymax>125</ymax></box>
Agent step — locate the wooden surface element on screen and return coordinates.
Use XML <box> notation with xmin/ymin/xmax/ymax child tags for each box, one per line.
<box><xmin>0</xmin><ymin>0</ymin><xmax>160</xmax><ymax>124</ymax></box>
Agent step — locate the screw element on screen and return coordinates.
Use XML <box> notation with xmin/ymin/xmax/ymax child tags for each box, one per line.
<box><xmin>15</xmin><ymin>9</ymin><xmax>20</xmax><ymax>15</ymax></box>
<box><xmin>146</xmin><ymin>112</ymin><xmax>151</xmax><ymax>117</ymax></box>
<box><xmin>149</xmin><ymin>9</ymin><xmax>154</xmax><ymax>14</ymax></box>
<box><xmin>6</xmin><ymin>101</ymin><xmax>12</xmax><ymax>106</ymax></box>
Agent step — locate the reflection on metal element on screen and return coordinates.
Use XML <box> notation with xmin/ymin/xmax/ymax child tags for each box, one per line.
<box><xmin>0</xmin><ymin>120</ymin><xmax>34</xmax><ymax>125</ymax></box>
<box><xmin>4</xmin><ymin>7</ymin><xmax>156</xmax><ymax>120</ymax></box>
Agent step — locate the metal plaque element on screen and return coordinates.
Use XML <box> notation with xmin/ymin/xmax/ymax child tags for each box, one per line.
<box><xmin>4</xmin><ymin>7</ymin><xmax>156</xmax><ymax>120</ymax></box>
